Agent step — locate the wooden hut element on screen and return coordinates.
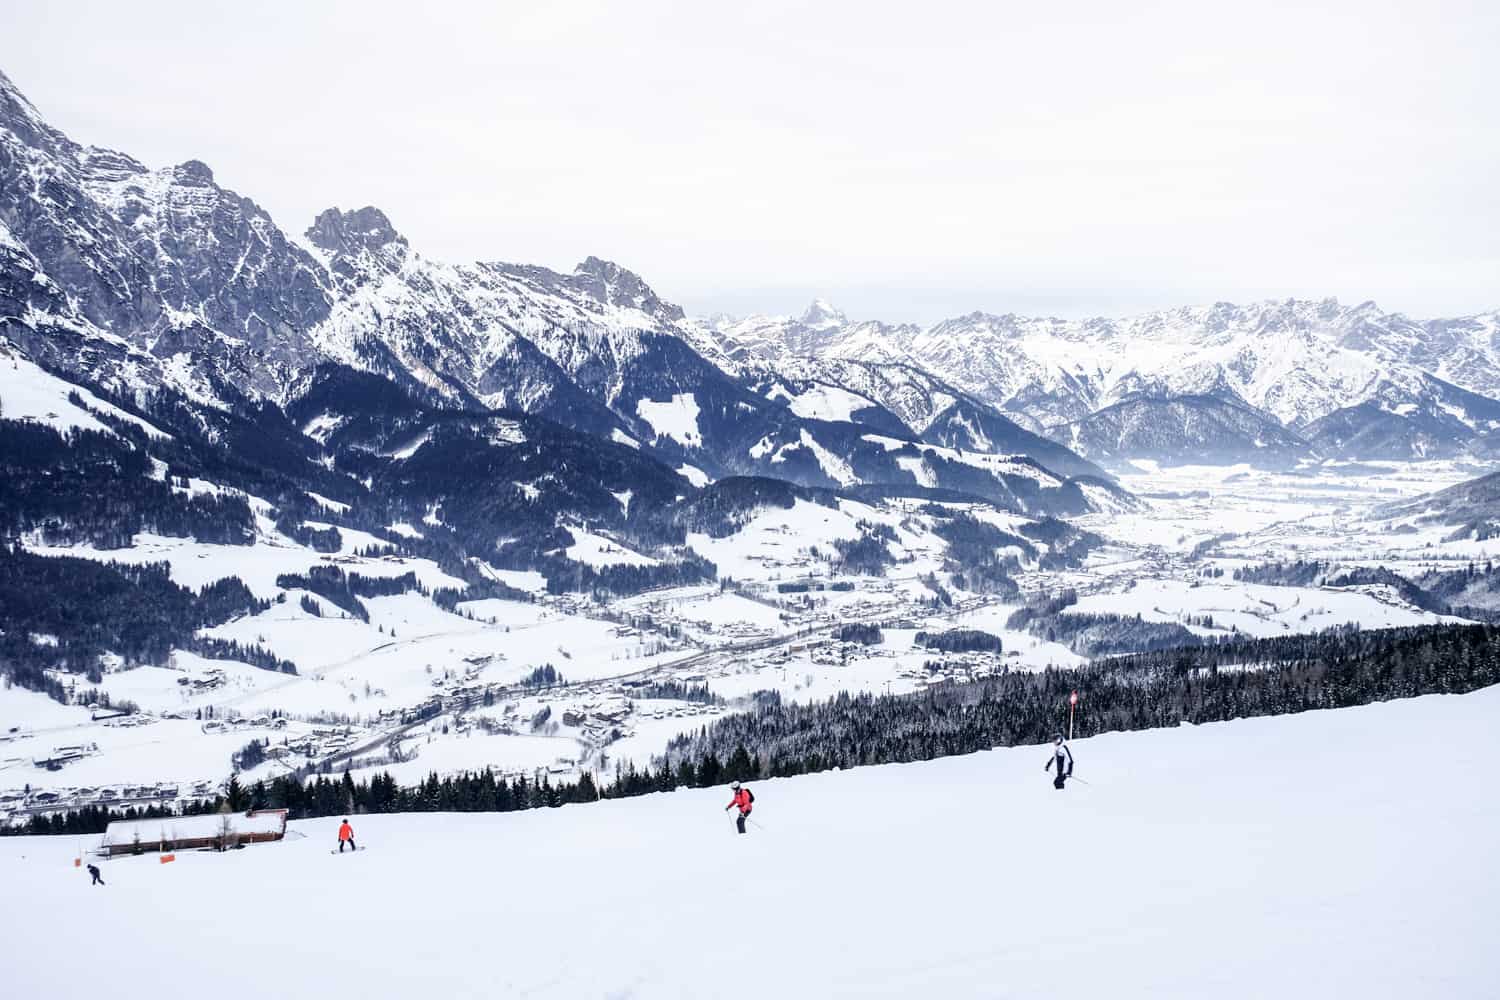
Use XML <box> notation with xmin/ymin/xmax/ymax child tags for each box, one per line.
<box><xmin>100</xmin><ymin>809</ymin><xmax>288</xmax><ymax>857</ymax></box>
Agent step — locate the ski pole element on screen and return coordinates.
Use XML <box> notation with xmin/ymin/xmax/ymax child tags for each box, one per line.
<box><xmin>1067</xmin><ymin>775</ymin><xmax>1089</xmax><ymax>785</ymax></box>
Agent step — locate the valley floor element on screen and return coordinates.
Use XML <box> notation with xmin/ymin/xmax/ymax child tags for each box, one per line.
<box><xmin>4</xmin><ymin>686</ymin><xmax>1497</xmax><ymax>999</ymax></box>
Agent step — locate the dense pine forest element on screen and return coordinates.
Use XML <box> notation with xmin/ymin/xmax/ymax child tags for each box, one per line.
<box><xmin>1003</xmin><ymin>586</ymin><xmax>1199</xmax><ymax>654</ymax></box>
<box><xmin>662</xmin><ymin>623</ymin><xmax>1500</xmax><ymax>778</ymax></box>
<box><xmin>0</xmin><ymin>546</ymin><xmax>291</xmax><ymax>695</ymax></box>
<box><xmin>0</xmin><ymin>418</ymin><xmax>259</xmax><ymax>548</ymax></box>
<box><xmin>8</xmin><ymin>769</ymin><xmax>610</xmax><ymax>837</ymax></box>
<box><xmin>1232</xmin><ymin>558</ymin><xmax>1500</xmax><ymax>622</ymax></box>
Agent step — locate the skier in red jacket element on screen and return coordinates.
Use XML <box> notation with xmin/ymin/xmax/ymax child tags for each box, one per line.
<box><xmin>724</xmin><ymin>780</ymin><xmax>754</xmax><ymax>834</ymax></box>
<box><xmin>337</xmin><ymin>818</ymin><xmax>356</xmax><ymax>852</ymax></box>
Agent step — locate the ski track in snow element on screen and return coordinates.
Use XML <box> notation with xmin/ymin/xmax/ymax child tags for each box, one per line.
<box><xmin>3</xmin><ymin>687</ymin><xmax>1497</xmax><ymax>998</ymax></box>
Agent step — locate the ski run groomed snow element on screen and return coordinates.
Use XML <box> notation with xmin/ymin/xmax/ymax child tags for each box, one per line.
<box><xmin>4</xmin><ymin>687</ymin><xmax>1497</xmax><ymax>1000</ymax></box>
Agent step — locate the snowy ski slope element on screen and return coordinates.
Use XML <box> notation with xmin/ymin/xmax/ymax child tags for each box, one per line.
<box><xmin>4</xmin><ymin>686</ymin><xmax>1497</xmax><ymax>999</ymax></box>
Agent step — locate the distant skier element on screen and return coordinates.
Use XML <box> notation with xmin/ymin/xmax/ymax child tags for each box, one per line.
<box><xmin>337</xmin><ymin>818</ymin><xmax>357</xmax><ymax>852</ymax></box>
<box><xmin>87</xmin><ymin>863</ymin><xmax>104</xmax><ymax>886</ymax></box>
<box><xmin>1045</xmin><ymin>734</ymin><xmax>1073</xmax><ymax>790</ymax></box>
<box><xmin>725</xmin><ymin>780</ymin><xmax>754</xmax><ymax>834</ymax></box>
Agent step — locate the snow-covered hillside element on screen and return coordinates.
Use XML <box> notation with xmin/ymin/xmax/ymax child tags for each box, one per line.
<box><xmin>0</xmin><ymin>344</ymin><xmax>167</xmax><ymax>439</ymax></box>
<box><xmin>6</xmin><ymin>687</ymin><xmax>1497</xmax><ymax>999</ymax></box>
<box><xmin>744</xmin><ymin>355</ymin><xmax>1112</xmax><ymax>480</ymax></box>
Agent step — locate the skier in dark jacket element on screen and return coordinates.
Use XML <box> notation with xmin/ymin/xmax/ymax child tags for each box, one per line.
<box><xmin>1045</xmin><ymin>734</ymin><xmax>1073</xmax><ymax>789</ymax></box>
<box><xmin>87</xmin><ymin>863</ymin><xmax>104</xmax><ymax>886</ymax></box>
<box><xmin>725</xmin><ymin>781</ymin><xmax>754</xmax><ymax>834</ymax></box>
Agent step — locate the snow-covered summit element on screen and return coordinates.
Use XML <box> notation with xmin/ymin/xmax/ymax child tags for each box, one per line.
<box><xmin>798</xmin><ymin>297</ymin><xmax>847</xmax><ymax>329</ymax></box>
<box><xmin>705</xmin><ymin>301</ymin><xmax>918</xmax><ymax>368</ymax></box>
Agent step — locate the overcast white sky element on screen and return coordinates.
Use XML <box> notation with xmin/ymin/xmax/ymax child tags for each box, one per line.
<box><xmin>3</xmin><ymin>1</ymin><xmax>1496</xmax><ymax>323</ymax></box>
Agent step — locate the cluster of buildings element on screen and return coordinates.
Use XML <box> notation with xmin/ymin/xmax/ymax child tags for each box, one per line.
<box><xmin>898</xmin><ymin>650</ymin><xmax>1008</xmax><ymax>685</ymax></box>
<box><xmin>175</xmin><ymin>667</ymin><xmax>228</xmax><ymax>693</ymax></box>
<box><xmin>201</xmin><ymin>715</ymin><xmax>288</xmax><ymax>734</ymax></box>
<box><xmin>0</xmin><ymin>779</ymin><xmax>220</xmax><ymax>824</ymax></box>
<box><xmin>261</xmin><ymin>726</ymin><xmax>362</xmax><ymax>763</ymax></box>
<box><xmin>25</xmin><ymin>741</ymin><xmax>101</xmax><ymax>770</ymax></box>
<box><xmin>560</xmin><ymin>696</ymin><xmax>631</xmax><ymax>732</ymax></box>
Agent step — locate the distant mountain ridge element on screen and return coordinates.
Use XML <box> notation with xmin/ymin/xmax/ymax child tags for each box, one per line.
<box><xmin>703</xmin><ymin>297</ymin><xmax>1500</xmax><ymax>465</ymax></box>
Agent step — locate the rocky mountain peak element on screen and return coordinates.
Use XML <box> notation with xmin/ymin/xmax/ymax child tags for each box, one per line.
<box><xmin>576</xmin><ymin>255</ymin><xmax>623</xmax><ymax>280</ymax></box>
<box><xmin>573</xmin><ymin>256</ymin><xmax>684</xmax><ymax>321</ymax></box>
<box><xmin>171</xmin><ymin>159</ymin><xmax>217</xmax><ymax>185</ymax></box>
<box><xmin>305</xmin><ymin>207</ymin><xmax>409</xmax><ymax>290</ymax></box>
<box><xmin>3</xmin><ymin>64</ymin><xmax>1497</xmax><ymax>475</ymax></box>
<box><xmin>799</xmin><ymin>298</ymin><xmax>847</xmax><ymax>328</ymax></box>
<box><xmin>307</xmin><ymin>206</ymin><xmax>408</xmax><ymax>257</ymax></box>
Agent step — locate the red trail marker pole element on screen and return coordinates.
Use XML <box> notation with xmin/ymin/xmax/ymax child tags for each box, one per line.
<box><xmin>1068</xmin><ymin>690</ymin><xmax>1079</xmax><ymax>740</ymax></box>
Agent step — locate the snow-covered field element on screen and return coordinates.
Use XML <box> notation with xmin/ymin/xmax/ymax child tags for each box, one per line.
<box><xmin>685</xmin><ymin>496</ymin><xmax>947</xmax><ymax>583</ymax></box>
<box><xmin>563</xmin><ymin>526</ymin><xmax>661</xmax><ymax>567</ymax></box>
<box><xmin>5</xmin><ymin>687</ymin><xmax>1496</xmax><ymax>999</ymax></box>
<box><xmin>1066</xmin><ymin>577</ymin><xmax>1462</xmax><ymax>637</ymax></box>
<box><xmin>204</xmin><ymin>601</ymin><xmax>685</xmax><ymax>718</ymax></box>
<box><xmin>27</xmin><ymin>532</ymin><xmax>464</xmax><ymax>600</ymax></box>
<box><xmin>0</xmin><ymin>347</ymin><xmax>168</xmax><ymax>440</ymax></box>
<box><xmin>635</xmin><ymin>392</ymin><xmax>702</xmax><ymax>448</ymax></box>
<box><xmin>1</xmin><ymin>717</ymin><xmax>282</xmax><ymax>792</ymax></box>
<box><xmin>1094</xmin><ymin>459</ymin><xmax>1499</xmax><ymax>568</ymax></box>
<box><xmin>772</xmin><ymin>380</ymin><xmax>880</xmax><ymax>422</ymax></box>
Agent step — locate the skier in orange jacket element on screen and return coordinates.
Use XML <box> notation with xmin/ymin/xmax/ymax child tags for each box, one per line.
<box><xmin>337</xmin><ymin>818</ymin><xmax>357</xmax><ymax>852</ymax></box>
<box><xmin>724</xmin><ymin>781</ymin><xmax>754</xmax><ymax>834</ymax></box>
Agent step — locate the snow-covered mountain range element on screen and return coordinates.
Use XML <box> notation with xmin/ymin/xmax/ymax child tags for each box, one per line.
<box><xmin>704</xmin><ymin>297</ymin><xmax>1500</xmax><ymax>464</ymax></box>
<box><xmin>0</xmin><ymin>68</ymin><xmax>1117</xmax><ymax>506</ymax></box>
<box><xmin>5</xmin><ymin>58</ymin><xmax>1499</xmax><ymax>494</ymax></box>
